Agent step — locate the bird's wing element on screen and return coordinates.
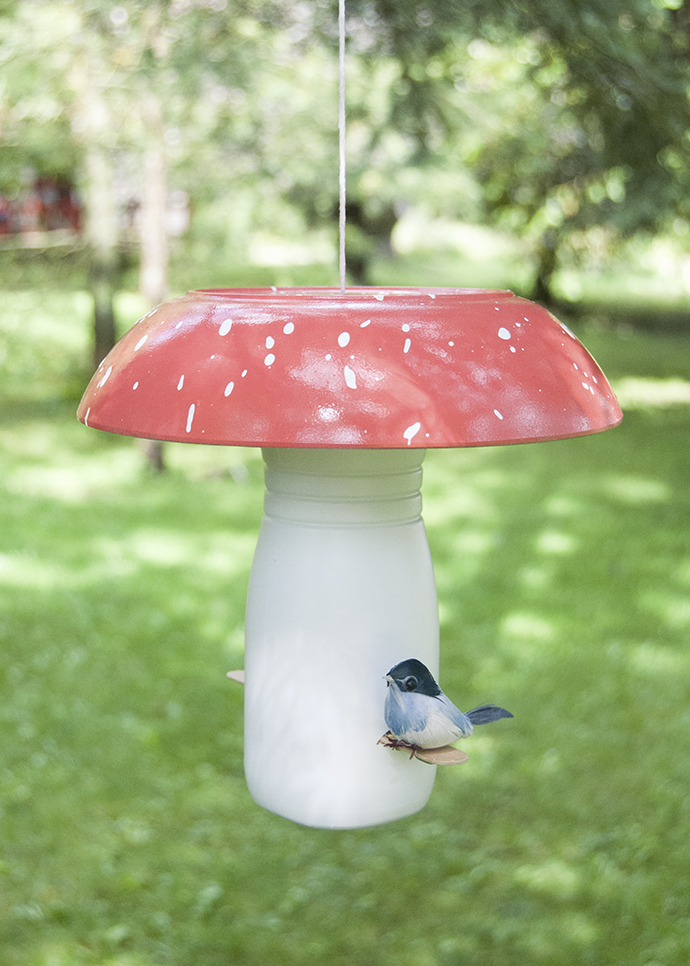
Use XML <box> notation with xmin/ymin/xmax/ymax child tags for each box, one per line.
<box><xmin>466</xmin><ymin>705</ymin><xmax>513</xmax><ymax>725</ymax></box>
<box><xmin>435</xmin><ymin>694</ymin><xmax>473</xmax><ymax>738</ymax></box>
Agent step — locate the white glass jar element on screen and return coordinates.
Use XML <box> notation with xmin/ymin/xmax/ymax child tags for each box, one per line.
<box><xmin>244</xmin><ymin>447</ymin><xmax>439</xmax><ymax>828</ymax></box>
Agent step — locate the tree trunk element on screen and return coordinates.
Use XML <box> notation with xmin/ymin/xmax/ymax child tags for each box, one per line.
<box><xmin>342</xmin><ymin>201</ymin><xmax>398</xmax><ymax>286</ymax></box>
<box><xmin>138</xmin><ymin>90</ymin><xmax>169</xmax><ymax>472</ymax></box>
<box><xmin>80</xmin><ymin>91</ymin><xmax>120</xmax><ymax>370</ymax></box>
<box><xmin>532</xmin><ymin>228</ymin><xmax>559</xmax><ymax>306</ymax></box>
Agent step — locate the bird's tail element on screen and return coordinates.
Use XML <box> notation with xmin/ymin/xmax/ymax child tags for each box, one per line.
<box><xmin>466</xmin><ymin>705</ymin><xmax>513</xmax><ymax>725</ymax></box>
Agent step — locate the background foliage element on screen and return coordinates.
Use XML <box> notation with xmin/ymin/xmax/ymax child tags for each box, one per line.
<box><xmin>2</xmin><ymin>0</ymin><xmax>690</xmax><ymax>300</ymax></box>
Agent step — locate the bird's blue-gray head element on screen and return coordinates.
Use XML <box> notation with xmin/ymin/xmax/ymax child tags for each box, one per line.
<box><xmin>385</xmin><ymin>659</ymin><xmax>441</xmax><ymax>697</ymax></box>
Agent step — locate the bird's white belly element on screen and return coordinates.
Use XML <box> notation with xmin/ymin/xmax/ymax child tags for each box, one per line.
<box><xmin>401</xmin><ymin>705</ymin><xmax>467</xmax><ymax>748</ymax></box>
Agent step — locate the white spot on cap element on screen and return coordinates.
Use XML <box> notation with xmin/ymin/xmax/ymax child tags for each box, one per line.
<box><xmin>283</xmin><ymin>322</ymin><xmax>295</xmax><ymax>335</ymax></box>
<box><xmin>403</xmin><ymin>421</ymin><xmax>421</xmax><ymax>445</ymax></box>
<box><xmin>186</xmin><ymin>403</ymin><xmax>195</xmax><ymax>433</ymax></box>
<box><xmin>326</xmin><ymin>353</ymin><xmax>332</xmax><ymax>361</ymax></box>
<box><xmin>134</xmin><ymin>335</ymin><xmax>148</xmax><ymax>351</ymax></box>
<box><xmin>510</xmin><ymin>346</ymin><xmax>516</xmax><ymax>353</ymax></box>
<box><xmin>344</xmin><ymin>365</ymin><xmax>357</xmax><ymax>389</ymax></box>
<box><xmin>97</xmin><ymin>365</ymin><xmax>113</xmax><ymax>388</ymax></box>
<box><xmin>224</xmin><ymin>382</ymin><xmax>234</xmax><ymax>397</ymax></box>
<box><xmin>360</xmin><ymin>319</ymin><xmax>371</xmax><ymax>328</ymax></box>
<box><xmin>494</xmin><ymin>409</ymin><xmax>504</xmax><ymax>420</ymax></box>
<box><xmin>219</xmin><ymin>318</ymin><xmax>233</xmax><ymax>336</ymax></box>
<box><xmin>133</xmin><ymin>382</ymin><xmax>139</xmax><ymax>390</ymax></box>
<box><xmin>177</xmin><ymin>375</ymin><xmax>184</xmax><ymax>390</ymax></box>
<box><xmin>448</xmin><ymin>341</ymin><xmax>454</xmax><ymax>347</ymax></box>
<box><xmin>241</xmin><ymin>369</ymin><xmax>248</xmax><ymax>377</ymax></box>
<box><xmin>84</xmin><ymin>407</ymin><xmax>90</xmax><ymax>426</ymax></box>
<box><xmin>264</xmin><ymin>353</ymin><xmax>275</xmax><ymax>366</ymax></box>
<box><xmin>428</xmin><ymin>293</ymin><xmax>436</xmax><ymax>299</ymax></box>
<box><xmin>266</xmin><ymin>336</ymin><xmax>275</xmax><ymax>349</ymax></box>
<box><xmin>373</xmin><ymin>292</ymin><xmax>385</xmax><ymax>301</ymax></box>
<box><xmin>404</xmin><ymin>338</ymin><xmax>411</xmax><ymax>354</ymax></box>
<box><xmin>402</xmin><ymin>323</ymin><xmax>411</xmax><ymax>332</ymax></box>
<box><xmin>498</xmin><ymin>327</ymin><xmax>511</xmax><ymax>340</ymax></box>
<box><xmin>338</xmin><ymin>331</ymin><xmax>350</xmax><ymax>347</ymax></box>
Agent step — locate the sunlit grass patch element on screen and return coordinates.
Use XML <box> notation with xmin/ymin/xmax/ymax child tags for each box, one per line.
<box><xmin>613</xmin><ymin>376</ymin><xmax>690</xmax><ymax>409</ymax></box>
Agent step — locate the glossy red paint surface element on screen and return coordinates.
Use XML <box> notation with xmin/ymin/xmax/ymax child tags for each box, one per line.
<box><xmin>77</xmin><ymin>287</ymin><xmax>622</xmax><ymax>448</ymax></box>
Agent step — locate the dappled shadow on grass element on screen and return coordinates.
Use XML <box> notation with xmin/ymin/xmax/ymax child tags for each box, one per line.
<box><xmin>1</xmin><ymin>328</ymin><xmax>690</xmax><ymax>966</ymax></box>
<box><xmin>413</xmin><ymin>403</ymin><xmax>690</xmax><ymax>964</ymax></box>
<box><xmin>1</xmin><ymin>412</ymin><xmax>261</xmax><ymax>961</ymax></box>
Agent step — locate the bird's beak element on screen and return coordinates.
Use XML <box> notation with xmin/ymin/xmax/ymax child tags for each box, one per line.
<box><xmin>384</xmin><ymin>674</ymin><xmax>394</xmax><ymax>687</ymax></box>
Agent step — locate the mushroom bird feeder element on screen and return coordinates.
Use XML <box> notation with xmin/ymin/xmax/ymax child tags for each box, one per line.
<box><xmin>78</xmin><ymin>285</ymin><xmax>622</xmax><ymax>828</ymax></box>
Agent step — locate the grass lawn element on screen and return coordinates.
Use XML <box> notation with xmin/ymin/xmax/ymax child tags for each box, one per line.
<box><xmin>1</xmin><ymin>289</ymin><xmax>690</xmax><ymax>966</ymax></box>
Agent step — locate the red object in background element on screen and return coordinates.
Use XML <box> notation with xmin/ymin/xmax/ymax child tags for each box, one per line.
<box><xmin>0</xmin><ymin>196</ymin><xmax>12</xmax><ymax>235</ymax></box>
<box><xmin>0</xmin><ymin>176</ymin><xmax>82</xmax><ymax>236</ymax></box>
<box><xmin>77</xmin><ymin>287</ymin><xmax>622</xmax><ymax>449</ymax></box>
<box><xmin>35</xmin><ymin>176</ymin><xmax>81</xmax><ymax>231</ymax></box>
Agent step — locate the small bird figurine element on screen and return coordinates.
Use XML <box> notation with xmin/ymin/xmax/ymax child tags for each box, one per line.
<box><xmin>381</xmin><ymin>658</ymin><xmax>512</xmax><ymax>760</ymax></box>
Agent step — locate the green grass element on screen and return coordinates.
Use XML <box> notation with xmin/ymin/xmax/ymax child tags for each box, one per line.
<box><xmin>1</xmin><ymin>292</ymin><xmax>690</xmax><ymax>966</ymax></box>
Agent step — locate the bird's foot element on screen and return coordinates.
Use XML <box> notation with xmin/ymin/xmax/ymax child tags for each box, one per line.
<box><xmin>377</xmin><ymin>731</ymin><xmax>420</xmax><ymax>758</ymax></box>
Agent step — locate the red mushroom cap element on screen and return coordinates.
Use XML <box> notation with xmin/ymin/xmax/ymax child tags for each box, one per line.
<box><xmin>77</xmin><ymin>287</ymin><xmax>622</xmax><ymax>448</ymax></box>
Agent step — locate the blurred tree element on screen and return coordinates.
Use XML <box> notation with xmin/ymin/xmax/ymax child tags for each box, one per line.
<box><xmin>66</xmin><ymin>0</ymin><xmax>283</xmax><ymax>465</ymax></box>
<box><xmin>334</xmin><ymin>0</ymin><xmax>690</xmax><ymax>299</ymax></box>
<box><xmin>0</xmin><ymin>1</ymin><xmax>80</xmax><ymax>194</ymax></box>
<box><xmin>461</xmin><ymin>2</ymin><xmax>690</xmax><ymax>301</ymax></box>
<box><xmin>234</xmin><ymin>10</ymin><xmax>481</xmax><ymax>283</ymax></box>
<box><xmin>0</xmin><ymin>1</ymin><xmax>125</xmax><ymax>362</ymax></box>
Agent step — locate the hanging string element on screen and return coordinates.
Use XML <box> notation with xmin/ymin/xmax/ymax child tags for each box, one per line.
<box><xmin>338</xmin><ymin>0</ymin><xmax>346</xmax><ymax>293</ymax></box>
